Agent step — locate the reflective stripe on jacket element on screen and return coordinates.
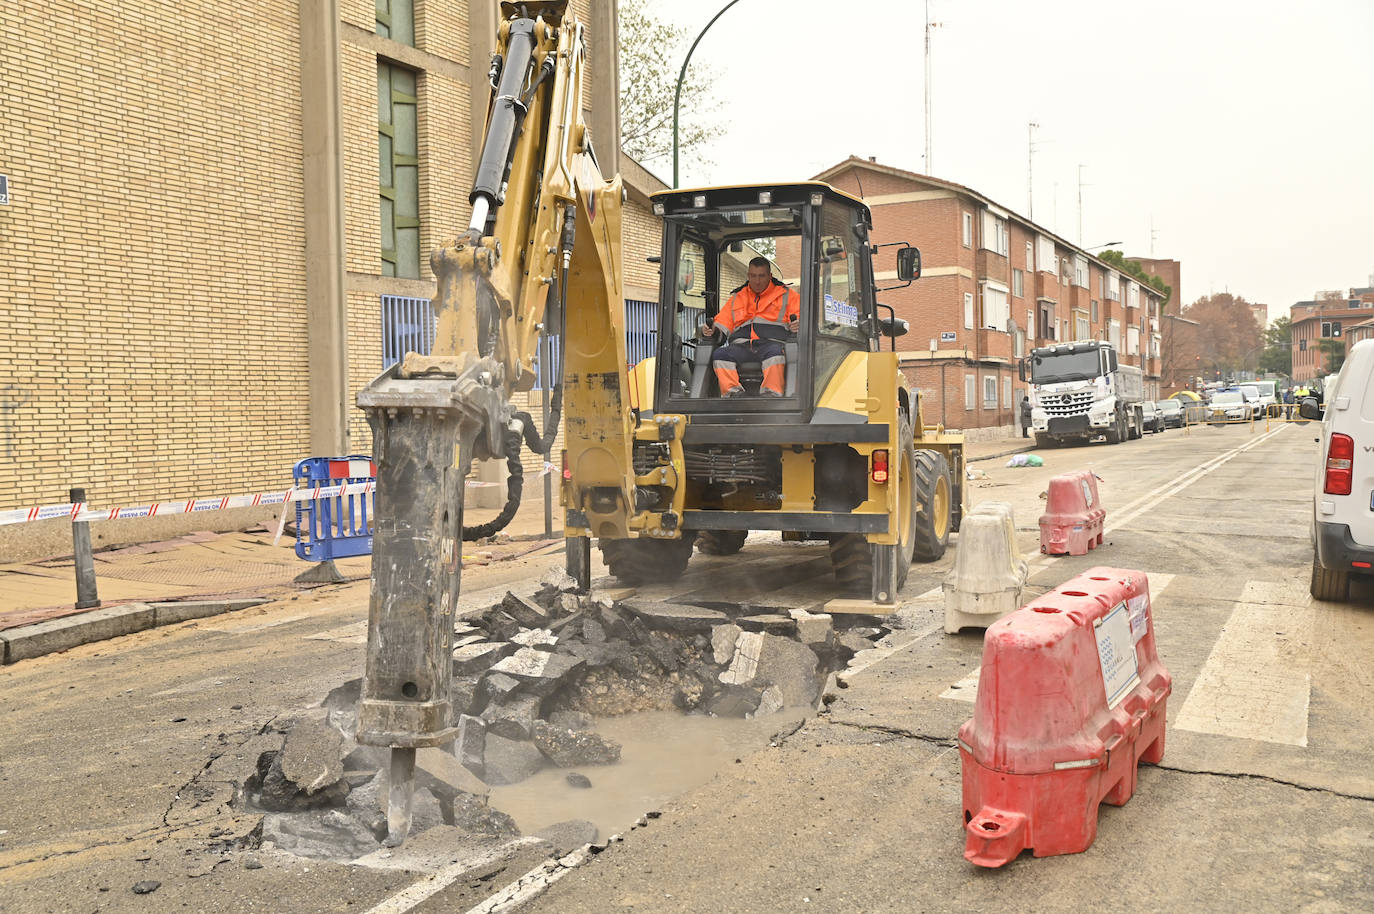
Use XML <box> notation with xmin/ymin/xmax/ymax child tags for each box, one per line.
<box><xmin>716</xmin><ymin>280</ymin><xmax>800</xmax><ymax>344</ymax></box>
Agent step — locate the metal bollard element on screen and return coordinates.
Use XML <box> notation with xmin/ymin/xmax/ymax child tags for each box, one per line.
<box><xmin>69</xmin><ymin>487</ymin><xmax>101</xmax><ymax>610</ymax></box>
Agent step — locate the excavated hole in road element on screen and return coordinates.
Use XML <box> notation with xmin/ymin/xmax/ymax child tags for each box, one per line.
<box><xmin>225</xmin><ymin>568</ymin><xmax>893</xmax><ymax>865</ymax></box>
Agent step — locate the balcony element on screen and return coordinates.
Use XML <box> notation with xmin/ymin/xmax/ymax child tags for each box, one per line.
<box><xmin>976</xmin><ymin>250</ymin><xmax>1010</xmax><ymax>285</ymax></box>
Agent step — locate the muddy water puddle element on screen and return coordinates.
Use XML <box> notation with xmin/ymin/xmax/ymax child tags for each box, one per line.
<box><xmin>487</xmin><ymin>708</ymin><xmax>808</xmax><ymax>838</ymax></box>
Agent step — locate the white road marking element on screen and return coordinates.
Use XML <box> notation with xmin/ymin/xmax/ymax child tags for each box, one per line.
<box><xmin>303</xmin><ymin>621</ymin><xmax>368</xmax><ymax>644</ymax></box>
<box><xmin>461</xmin><ymin>848</ymin><xmax>592</xmax><ymax>914</ymax></box>
<box><xmin>939</xmin><ymin>571</ymin><xmax>1174</xmax><ymax>704</ymax></box>
<box><xmin>361</xmin><ymin>838</ymin><xmax>547</xmax><ymax>914</ymax></box>
<box><xmin>1175</xmin><ymin>579</ymin><xmax>1313</xmax><ymax>747</ymax></box>
<box><xmin>839</xmin><ymin>586</ymin><xmax>945</xmax><ymax>682</ymax></box>
<box><xmin>1106</xmin><ymin>425</ymin><xmax>1287</xmax><ymax>534</ymax></box>
<box><xmin>205</xmin><ymin>613</ymin><xmax>310</xmax><ymax>634</ymax></box>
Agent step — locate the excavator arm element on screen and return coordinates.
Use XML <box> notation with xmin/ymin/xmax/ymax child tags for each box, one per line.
<box><xmin>353</xmin><ymin>1</ymin><xmax>634</xmax><ymax>845</ymax></box>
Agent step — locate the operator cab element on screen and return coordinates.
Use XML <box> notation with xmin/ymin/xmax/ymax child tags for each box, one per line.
<box><xmin>649</xmin><ymin>182</ymin><xmax>917</xmax><ymax>418</ymax></box>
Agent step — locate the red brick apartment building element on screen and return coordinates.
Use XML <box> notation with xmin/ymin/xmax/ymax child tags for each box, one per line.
<box><xmin>815</xmin><ymin>158</ymin><xmax>1165</xmax><ymax>436</ymax></box>
<box><xmin>1291</xmin><ymin>287</ymin><xmax>1374</xmax><ymax>381</ymax></box>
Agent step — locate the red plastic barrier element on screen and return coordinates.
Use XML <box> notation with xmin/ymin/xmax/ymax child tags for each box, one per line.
<box><xmin>1038</xmin><ymin>470</ymin><xmax>1105</xmax><ymax>556</ymax></box>
<box><xmin>958</xmin><ymin>566</ymin><xmax>1171</xmax><ymax>867</ymax></box>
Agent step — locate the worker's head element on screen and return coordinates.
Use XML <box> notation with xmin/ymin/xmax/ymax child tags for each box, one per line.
<box><xmin>746</xmin><ymin>257</ymin><xmax>773</xmax><ymax>295</ymax></box>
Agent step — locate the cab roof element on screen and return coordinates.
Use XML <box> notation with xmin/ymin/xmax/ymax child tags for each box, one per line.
<box><xmin>650</xmin><ymin>181</ymin><xmax>869</xmax><ymax>218</ymax></box>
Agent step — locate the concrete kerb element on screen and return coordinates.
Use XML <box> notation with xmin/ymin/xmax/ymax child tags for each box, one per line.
<box><xmin>967</xmin><ymin>442</ymin><xmax>1035</xmax><ymax>463</ymax></box>
<box><xmin>0</xmin><ymin>597</ymin><xmax>270</xmax><ymax>665</ymax></box>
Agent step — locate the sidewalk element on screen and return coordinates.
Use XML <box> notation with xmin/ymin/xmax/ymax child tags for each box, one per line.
<box><xmin>0</xmin><ymin>433</ymin><xmax>1029</xmax><ymax>656</ymax></box>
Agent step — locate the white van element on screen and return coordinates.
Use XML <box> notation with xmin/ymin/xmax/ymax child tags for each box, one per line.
<box><xmin>1304</xmin><ymin>339</ymin><xmax>1374</xmax><ymax>600</ymax></box>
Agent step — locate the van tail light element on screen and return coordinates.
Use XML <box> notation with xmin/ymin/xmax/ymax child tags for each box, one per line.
<box><xmin>872</xmin><ymin>449</ymin><xmax>889</xmax><ymax>484</ymax></box>
<box><xmin>1324</xmin><ymin>433</ymin><xmax>1353</xmax><ymax>495</ymax></box>
<box><xmin>562</xmin><ymin>449</ymin><xmax>572</xmax><ymax>482</ymax></box>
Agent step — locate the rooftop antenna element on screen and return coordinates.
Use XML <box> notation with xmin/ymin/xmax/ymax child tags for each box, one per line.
<box><xmin>1027</xmin><ymin>122</ymin><xmax>1039</xmax><ymax>218</ymax></box>
<box><xmin>923</xmin><ymin>1</ymin><xmax>942</xmax><ymax>174</ymax></box>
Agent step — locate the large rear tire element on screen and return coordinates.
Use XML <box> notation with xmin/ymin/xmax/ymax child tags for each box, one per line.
<box><xmin>828</xmin><ymin>413</ymin><xmax>923</xmax><ymax>595</ymax></box>
<box><xmin>598</xmin><ymin>534</ymin><xmax>697</xmax><ymax>586</ymax></box>
<box><xmin>696</xmin><ymin>529</ymin><xmax>747</xmax><ymax>555</ymax></box>
<box><xmin>911</xmin><ymin>449</ymin><xmax>952</xmax><ymax>562</ymax></box>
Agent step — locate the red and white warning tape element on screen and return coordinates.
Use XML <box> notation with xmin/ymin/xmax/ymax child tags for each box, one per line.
<box><xmin>2</xmin><ymin>462</ymin><xmax>556</xmax><ymax>528</ymax></box>
<box><xmin>0</xmin><ymin>481</ymin><xmax>376</xmax><ymax>528</ymax></box>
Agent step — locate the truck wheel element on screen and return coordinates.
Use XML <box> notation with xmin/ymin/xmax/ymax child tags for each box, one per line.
<box><xmin>599</xmin><ymin>533</ymin><xmax>697</xmax><ymax>586</ymax></box>
<box><xmin>911</xmin><ymin>448</ymin><xmax>952</xmax><ymax>562</ymax></box>
<box><xmin>1310</xmin><ymin>552</ymin><xmax>1350</xmax><ymax>602</ymax></box>
<box><xmin>1104</xmin><ymin>412</ymin><xmax>1124</xmax><ymax>444</ymax></box>
<box><xmin>696</xmin><ymin>529</ymin><xmax>747</xmax><ymax>555</ymax></box>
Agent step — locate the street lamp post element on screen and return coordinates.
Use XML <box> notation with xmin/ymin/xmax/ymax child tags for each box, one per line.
<box><xmin>673</xmin><ymin>0</ymin><xmax>744</xmax><ymax>188</ymax></box>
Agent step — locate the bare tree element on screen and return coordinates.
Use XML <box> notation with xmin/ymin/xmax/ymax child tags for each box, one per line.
<box><xmin>618</xmin><ymin>0</ymin><xmax>722</xmax><ymax>172</ymax></box>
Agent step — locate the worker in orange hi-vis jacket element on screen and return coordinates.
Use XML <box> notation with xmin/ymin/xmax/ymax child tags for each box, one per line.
<box><xmin>704</xmin><ymin>257</ymin><xmax>800</xmax><ymax>397</ymax></box>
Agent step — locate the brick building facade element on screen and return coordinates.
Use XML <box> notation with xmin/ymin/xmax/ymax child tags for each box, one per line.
<box><xmin>814</xmin><ymin>158</ymin><xmax>1165</xmax><ymax>436</ymax></box>
<box><xmin>1290</xmin><ymin>288</ymin><xmax>1374</xmax><ymax>382</ymax></box>
<box><xmin>0</xmin><ymin>0</ymin><xmax>617</xmax><ymax>547</ymax></box>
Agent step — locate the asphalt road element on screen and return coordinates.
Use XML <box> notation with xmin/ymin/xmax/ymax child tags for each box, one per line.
<box><xmin>2</xmin><ymin>420</ymin><xmax>1371</xmax><ymax>913</ymax></box>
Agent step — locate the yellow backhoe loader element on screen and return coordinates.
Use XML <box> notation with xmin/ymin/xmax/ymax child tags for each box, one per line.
<box><xmin>354</xmin><ymin>1</ymin><xmax>964</xmax><ymax>845</ymax></box>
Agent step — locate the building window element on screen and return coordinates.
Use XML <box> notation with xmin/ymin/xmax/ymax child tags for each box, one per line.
<box><xmin>1074</xmin><ymin>310</ymin><xmax>1089</xmax><ymax>340</ymax></box>
<box><xmin>983</xmin><ymin>375</ymin><xmax>998</xmax><ymax>409</ymax></box>
<box><xmin>962</xmin><ymin>212</ymin><xmax>972</xmax><ymax>247</ymax></box>
<box><xmin>1299</xmin><ymin>338</ymin><xmax>1307</xmax><ymax>351</ymax></box>
<box><xmin>1108</xmin><ymin>319</ymin><xmax>1121</xmax><ymax>350</ymax></box>
<box><xmin>376</xmin><ymin>0</ymin><xmax>415</xmax><ymax>45</ymax></box>
<box><xmin>1105</xmin><ymin>272</ymin><xmax>1120</xmax><ymax>301</ymax></box>
<box><xmin>1322</xmin><ymin>321</ymin><xmax>1342</xmax><ymax>337</ymax></box>
<box><xmin>379</xmin><ymin>62</ymin><xmax>421</xmax><ymax>279</ymax></box>
<box><xmin>1012</xmin><ymin>269</ymin><xmax>1024</xmax><ymax>298</ymax></box>
<box><xmin>983</xmin><ymin>283</ymin><xmax>1010</xmax><ymax>331</ymax></box>
<box><xmin>1037</xmin><ymin>236</ymin><xmax>1055</xmax><ymax>274</ymax></box>
<box><xmin>980</xmin><ymin>210</ymin><xmax>1009</xmax><ymax>256</ymax></box>
<box><xmin>1091</xmin><ymin>299</ymin><xmax>1099</xmax><ymax>322</ymax></box>
<box><xmin>965</xmin><ymin>374</ymin><xmax>976</xmax><ymax>410</ymax></box>
<box><xmin>1127</xmin><ymin>282</ymin><xmax>1139</xmax><ymax>310</ymax></box>
<box><xmin>964</xmin><ymin>292</ymin><xmax>974</xmax><ymax>330</ymax></box>
<box><xmin>381</xmin><ymin>294</ymin><xmax>434</xmax><ymax>368</ymax></box>
<box><xmin>1026</xmin><ymin>240</ymin><xmax>1034</xmax><ymax>272</ymax></box>
<box><xmin>1127</xmin><ymin>325</ymin><xmax>1140</xmax><ymax>355</ymax></box>
<box><xmin>1073</xmin><ymin>256</ymin><xmax>1088</xmax><ymax>288</ymax></box>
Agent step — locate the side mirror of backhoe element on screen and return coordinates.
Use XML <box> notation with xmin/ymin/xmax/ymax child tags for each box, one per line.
<box><xmin>878</xmin><ymin>315</ymin><xmax>909</xmax><ymax>338</ymax></box>
<box><xmin>1298</xmin><ymin>397</ymin><xmax>1323</xmax><ymax>420</ymax></box>
<box><xmin>897</xmin><ymin>247</ymin><xmax>921</xmax><ymax>281</ymax></box>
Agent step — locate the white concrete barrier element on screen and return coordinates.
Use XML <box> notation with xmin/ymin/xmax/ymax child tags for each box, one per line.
<box><xmin>943</xmin><ymin>502</ymin><xmax>1028</xmax><ymax>634</ymax></box>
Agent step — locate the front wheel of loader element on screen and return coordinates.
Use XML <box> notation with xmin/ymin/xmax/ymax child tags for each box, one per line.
<box><xmin>696</xmin><ymin>529</ymin><xmax>748</xmax><ymax>555</ymax></box>
<box><xmin>910</xmin><ymin>448</ymin><xmax>952</xmax><ymax>562</ymax></box>
<box><xmin>598</xmin><ymin>533</ymin><xmax>697</xmax><ymax>586</ymax></box>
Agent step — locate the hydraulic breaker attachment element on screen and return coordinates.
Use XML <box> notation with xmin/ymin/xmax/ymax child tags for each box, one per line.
<box><xmin>355</xmin><ymin>360</ymin><xmax>507</xmax><ymax>846</ymax></box>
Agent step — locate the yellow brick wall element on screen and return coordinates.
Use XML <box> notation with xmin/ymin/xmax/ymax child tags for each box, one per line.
<box><xmin>623</xmin><ymin>196</ymin><xmax>661</xmax><ymax>295</ymax></box>
<box><xmin>418</xmin><ymin>0</ymin><xmax>472</xmax><ymax>65</ymax></box>
<box><xmin>0</xmin><ymin>0</ymin><xmax>308</xmax><ymax>510</ymax></box>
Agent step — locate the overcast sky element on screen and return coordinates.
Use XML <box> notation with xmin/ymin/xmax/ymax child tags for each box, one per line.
<box><xmin>640</xmin><ymin>0</ymin><xmax>1374</xmax><ymax>323</ymax></box>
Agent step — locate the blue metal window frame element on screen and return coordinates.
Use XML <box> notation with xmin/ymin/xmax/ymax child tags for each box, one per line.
<box><xmin>381</xmin><ymin>294</ymin><xmax>435</xmax><ymax>369</ymax></box>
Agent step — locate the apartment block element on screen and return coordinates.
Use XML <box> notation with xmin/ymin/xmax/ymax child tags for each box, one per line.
<box><xmin>1290</xmin><ymin>288</ymin><xmax>1374</xmax><ymax>381</ymax></box>
<box><xmin>814</xmin><ymin>158</ymin><xmax>1166</xmax><ymax>436</ymax></box>
<box><xmin>0</xmin><ymin>0</ymin><xmax>617</xmax><ymax>546</ymax></box>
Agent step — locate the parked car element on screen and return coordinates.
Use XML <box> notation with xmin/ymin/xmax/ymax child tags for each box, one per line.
<box><xmin>1250</xmin><ymin>379</ymin><xmax>1281</xmax><ymax>417</ymax></box>
<box><xmin>1206</xmin><ymin>390</ymin><xmax>1251</xmax><ymax>424</ymax></box>
<box><xmin>1141</xmin><ymin>401</ymin><xmax>1166</xmax><ymax>433</ymax></box>
<box><xmin>1306</xmin><ymin>339</ymin><xmax>1374</xmax><ymax>601</ymax></box>
<box><xmin>1157</xmin><ymin>398</ymin><xmax>1185</xmax><ymax>428</ymax></box>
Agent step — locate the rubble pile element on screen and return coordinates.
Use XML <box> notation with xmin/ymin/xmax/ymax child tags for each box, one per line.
<box><xmin>232</xmin><ymin>568</ymin><xmax>890</xmax><ymax>862</ymax></box>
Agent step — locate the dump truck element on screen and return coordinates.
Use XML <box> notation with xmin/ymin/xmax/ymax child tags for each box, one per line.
<box><xmin>1023</xmin><ymin>339</ymin><xmax>1144</xmax><ymax>446</ymax></box>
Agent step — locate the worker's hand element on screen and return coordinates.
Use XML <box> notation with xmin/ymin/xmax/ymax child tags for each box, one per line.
<box><xmin>787</xmin><ymin>315</ymin><xmax>799</xmax><ymax>333</ymax></box>
<box><xmin>700</xmin><ymin>321</ymin><xmax>718</xmax><ymax>340</ymax></box>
